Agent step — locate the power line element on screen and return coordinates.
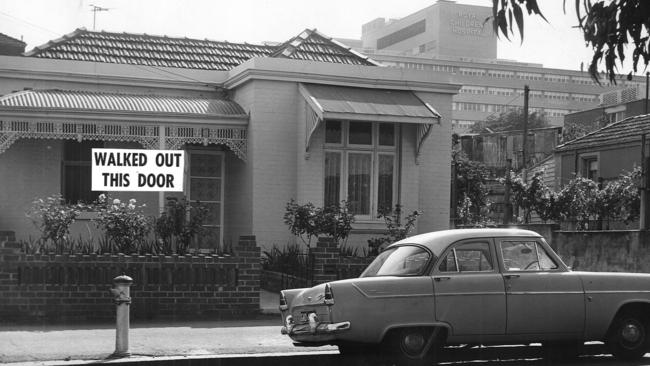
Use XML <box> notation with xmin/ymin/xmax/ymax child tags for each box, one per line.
<box><xmin>0</xmin><ymin>10</ymin><xmax>63</xmax><ymax>38</ymax></box>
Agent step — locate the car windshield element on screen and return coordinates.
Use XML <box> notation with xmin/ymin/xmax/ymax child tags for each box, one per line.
<box><xmin>360</xmin><ymin>245</ymin><xmax>431</xmax><ymax>277</ymax></box>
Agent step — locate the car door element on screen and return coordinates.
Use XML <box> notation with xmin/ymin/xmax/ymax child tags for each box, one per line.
<box><xmin>498</xmin><ymin>238</ymin><xmax>585</xmax><ymax>336</ymax></box>
<box><xmin>434</xmin><ymin>239</ymin><xmax>506</xmax><ymax>336</ymax></box>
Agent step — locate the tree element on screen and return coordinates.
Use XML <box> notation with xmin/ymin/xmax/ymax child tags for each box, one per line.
<box><xmin>452</xmin><ymin>150</ymin><xmax>491</xmax><ymax>219</ymax></box>
<box><xmin>470</xmin><ymin>108</ymin><xmax>549</xmax><ymax>133</ymax></box>
<box><xmin>491</xmin><ymin>0</ymin><xmax>650</xmax><ymax>83</ymax></box>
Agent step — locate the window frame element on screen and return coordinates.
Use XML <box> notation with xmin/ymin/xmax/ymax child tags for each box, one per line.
<box><xmin>323</xmin><ymin>120</ymin><xmax>398</xmax><ymax>220</ymax></box>
<box><xmin>61</xmin><ymin>140</ymin><xmax>105</xmax><ymax>204</ymax></box>
<box><xmin>435</xmin><ymin>240</ymin><xmax>497</xmax><ymax>274</ymax></box>
<box><xmin>186</xmin><ymin>149</ymin><xmax>225</xmax><ymax>252</ymax></box>
<box><xmin>498</xmin><ymin>239</ymin><xmax>560</xmax><ymax>272</ymax></box>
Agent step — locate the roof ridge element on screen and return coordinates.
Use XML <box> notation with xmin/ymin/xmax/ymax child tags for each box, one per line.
<box><xmin>81</xmin><ymin>28</ymin><xmax>271</xmax><ymax>48</ymax></box>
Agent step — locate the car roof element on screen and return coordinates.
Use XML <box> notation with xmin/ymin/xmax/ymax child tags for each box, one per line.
<box><xmin>391</xmin><ymin>228</ymin><xmax>542</xmax><ymax>256</ymax></box>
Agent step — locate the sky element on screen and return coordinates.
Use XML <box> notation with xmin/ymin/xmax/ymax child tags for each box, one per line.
<box><xmin>0</xmin><ymin>0</ymin><xmax>640</xmax><ymax>75</ymax></box>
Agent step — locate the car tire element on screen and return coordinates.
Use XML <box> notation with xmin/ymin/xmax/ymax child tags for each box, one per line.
<box><xmin>606</xmin><ymin>313</ymin><xmax>650</xmax><ymax>361</ymax></box>
<box><xmin>388</xmin><ymin>327</ymin><xmax>443</xmax><ymax>366</ymax></box>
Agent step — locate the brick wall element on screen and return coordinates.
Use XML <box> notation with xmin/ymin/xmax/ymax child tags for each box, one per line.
<box><xmin>311</xmin><ymin>237</ymin><xmax>374</xmax><ymax>284</ymax></box>
<box><xmin>0</xmin><ymin>234</ymin><xmax>260</xmax><ymax>322</ymax></box>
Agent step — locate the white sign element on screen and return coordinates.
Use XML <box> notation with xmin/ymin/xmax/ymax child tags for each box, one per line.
<box><xmin>91</xmin><ymin>149</ymin><xmax>185</xmax><ymax>192</ymax></box>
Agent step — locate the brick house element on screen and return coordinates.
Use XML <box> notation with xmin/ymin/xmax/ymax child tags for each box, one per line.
<box><xmin>0</xmin><ymin>28</ymin><xmax>458</xmax><ymax>252</ymax></box>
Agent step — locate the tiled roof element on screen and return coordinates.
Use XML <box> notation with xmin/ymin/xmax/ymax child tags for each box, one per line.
<box><xmin>272</xmin><ymin>29</ymin><xmax>380</xmax><ymax>66</ymax></box>
<box><xmin>0</xmin><ymin>33</ymin><xmax>26</xmax><ymax>47</ymax></box>
<box><xmin>0</xmin><ymin>89</ymin><xmax>247</xmax><ymax>117</ymax></box>
<box><xmin>555</xmin><ymin>114</ymin><xmax>650</xmax><ymax>152</ymax></box>
<box><xmin>24</xmin><ymin>28</ymin><xmax>378</xmax><ymax>70</ymax></box>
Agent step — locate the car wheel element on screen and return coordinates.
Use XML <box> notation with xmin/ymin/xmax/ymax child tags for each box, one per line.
<box><xmin>607</xmin><ymin>313</ymin><xmax>650</xmax><ymax>360</ymax></box>
<box><xmin>389</xmin><ymin>327</ymin><xmax>443</xmax><ymax>366</ymax></box>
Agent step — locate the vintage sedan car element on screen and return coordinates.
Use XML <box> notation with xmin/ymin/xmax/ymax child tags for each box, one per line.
<box><xmin>280</xmin><ymin>228</ymin><xmax>650</xmax><ymax>365</ymax></box>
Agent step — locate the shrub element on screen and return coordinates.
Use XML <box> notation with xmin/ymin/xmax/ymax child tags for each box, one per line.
<box><xmin>368</xmin><ymin>204</ymin><xmax>421</xmax><ymax>256</ymax></box>
<box><xmin>262</xmin><ymin>243</ymin><xmax>310</xmax><ymax>277</ymax></box>
<box><xmin>94</xmin><ymin>194</ymin><xmax>151</xmax><ymax>254</ymax></box>
<box><xmin>284</xmin><ymin>199</ymin><xmax>355</xmax><ymax>248</ymax></box>
<box><xmin>154</xmin><ymin>197</ymin><xmax>209</xmax><ymax>255</ymax></box>
<box><xmin>25</xmin><ymin>194</ymin><xmax>84</xmax><ymax>253</ymax></box>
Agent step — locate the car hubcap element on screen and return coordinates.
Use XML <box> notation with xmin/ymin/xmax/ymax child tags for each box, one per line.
<box><xmin>402</xmin><ymin>333</ymin><xmax>426</xmax><ymax>356</ymax></box>
<box><xmin>622</xmin><ymin>323</ymin><xmax>642</xmax><ymax>344</ymax></box>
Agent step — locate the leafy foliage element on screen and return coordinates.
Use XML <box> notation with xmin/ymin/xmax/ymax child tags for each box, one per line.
<box><xmin>26</xmin><ymin>194</ymin><xmax>84</xmax><ymax>253</ymax></box>
<box><xmin>94</xmin><ymin>194</ymin><xmax>151</xmax><ymax>254</ymax></box>
<box><xmin>368</xmin><ymin>204</ymin><xmax>421</xmax><ymax>256</ymax></box>
<box><xmin>154</xmin><ymin>197</ymin><xmax>209</xmax><ymax>255</ymax></box>
<box><xmin>453</xmin><ymin>150</ymin><xmax>491</xmax><ymax>218</ymax></box>
<box><xmin>491</xmin><ymin>0</ymin><xmax>650</xmax><ymax>83</ymax></box>
<box><xmin>505</xmin><ymin>171</ymin><xmax>557</xmax><ymax>223</ymax></box>
<box><xmin>470</xmin><ymin>108</ymin><xmax>550</xmax><ymax>133</ymax></box>
<box><xmin>283</xmin><ymin>199</ymin><xmax>355</xmax><ymax>248</ymax></box>
<box><xmin>261</xmin><ymin>243</ymin><xmax>310</xmax><ymax>277</ymax></box>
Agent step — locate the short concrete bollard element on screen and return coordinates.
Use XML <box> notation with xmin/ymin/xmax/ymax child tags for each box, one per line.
<box><xmin>110</xmin><ymin>274</ymin><xmax>133</xmax><ymax>358</ymax></box>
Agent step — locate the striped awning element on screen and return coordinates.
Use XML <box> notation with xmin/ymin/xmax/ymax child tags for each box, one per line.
<box><xmin>0</xmin><ymin>89</ymin><xmax>248</xmax><ymax>117</ymax></box>
<box><xmin>0</xmin><ymin>89</ymin><xmax>249</xmax><ymax>160</ymax></box>
<box><xmin>299</xmin><ymin>83</ymin><xmax>441</xmax><ymax>161</ymax></box>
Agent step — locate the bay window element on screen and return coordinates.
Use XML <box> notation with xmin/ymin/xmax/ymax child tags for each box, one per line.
<box><xmin>324</xmin><ymin>120</ymin><xmax>397</xmax><ymax>218</ymax></box>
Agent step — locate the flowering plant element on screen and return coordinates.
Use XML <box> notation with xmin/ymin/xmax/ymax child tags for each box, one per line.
<box><xmin>26</xmin><ymin>194</ymin><xmax>84</xmax><ymax>252</ymax></box>
<box><xmin>94</xmin><ymin>194</ymin><xmax>151</xmax><ymax>253</ymax></box>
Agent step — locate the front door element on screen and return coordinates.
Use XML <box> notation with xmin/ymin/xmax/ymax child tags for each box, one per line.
<box><xmin>498</xmin><ymin>239</ymin><xmax>585</xmax><ymax>336</ymax></box>
<box><xmin>434</xmin><ymin>240</ymin><xmax>506</xmax><ymax>336</ymax></box>
<box><xmin>188</xmin><ymin>150</ymin><xmax>224</xmax><ymax>250</ymax></box>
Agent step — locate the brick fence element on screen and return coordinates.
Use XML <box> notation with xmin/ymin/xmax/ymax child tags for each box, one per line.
<box><xmin>0</xmin><ymin>232</ymin><xmax>260</xmax><ymax>322</ymax></box>
<box><xmin>261</xmin><ymin>237</ymin><xmax>374</xmax><ymax>292</ymax></box>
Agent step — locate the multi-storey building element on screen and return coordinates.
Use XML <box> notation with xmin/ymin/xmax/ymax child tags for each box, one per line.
<box><xmin>339</xmin><ymin>0</ymin><xmax>647</xmax><ymax>133</ymax></box>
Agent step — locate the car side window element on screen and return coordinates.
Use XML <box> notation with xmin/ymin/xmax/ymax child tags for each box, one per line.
<box><xmin>500</xmin><ymin>240</ymin><xmax>558</xmax><ymax>271</ymax></box>
<box><xmin>438</xmin><ymin>242</ymin><xmax>493</xmax><ymax>273</ymax></box>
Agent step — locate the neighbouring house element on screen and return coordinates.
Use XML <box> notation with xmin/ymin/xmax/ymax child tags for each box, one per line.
<box><xmin>0</xmin><ymin>28</ymin><xmax>459</xmax><ymax>252</ymax></box>
<box><xmin>555</xmin><ymin>114</ymin><xmax>650</xmax><ymax>186</ymax></box>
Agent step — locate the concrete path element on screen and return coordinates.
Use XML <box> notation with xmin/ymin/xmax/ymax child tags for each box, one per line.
<box><xmin>0</xmin><ymin>318</ymin><xmax>337</xmax><ymax>364</ymax></box>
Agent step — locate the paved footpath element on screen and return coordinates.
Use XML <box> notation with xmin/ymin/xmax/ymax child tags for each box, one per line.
<box><xmin>0</xmin><ymin>318</ymin><xmax>338</xmax><ymax>365</ymax></box>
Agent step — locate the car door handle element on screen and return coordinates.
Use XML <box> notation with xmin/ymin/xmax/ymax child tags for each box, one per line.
<box><xmin>504</xmin><ymin>274</ymin><xmax>520</xmax><ymax>279</ymax></box>
<box><xmin>434</xmin><ymin>277</ymin><xmax>451</xmax><ymax>282</ymax></box>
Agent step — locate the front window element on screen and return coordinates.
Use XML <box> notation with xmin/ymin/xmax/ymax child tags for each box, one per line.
<box><xmin>62</xmin><ymin>140</ymin><xmax>104</xmax><ymax>203</ymax></box>
<box><xmin>361</xmin><ymin>245</ymin><xmax>431</xmax><ymax>277</ymax></box>
<box><xmin>324</xmin><ymin>120</ymin><xmax>397</xmax><ymax>217</ymax></box>
<box><xmin>500</xmin><ymin>241</ymin><xmax>558</xmax><ymax>271</ymax></box>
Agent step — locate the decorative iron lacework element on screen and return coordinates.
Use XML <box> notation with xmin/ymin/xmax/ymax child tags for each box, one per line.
<box><xmin>0</xmin><ymin>120</ymin><xmax>247</xmax><ymax>161</ymax></box>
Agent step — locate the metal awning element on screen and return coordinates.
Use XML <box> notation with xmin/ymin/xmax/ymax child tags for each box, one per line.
<box><xmin>0</xmin><ymin>89</ymin><xmax>249</xmax><ymax>160</ymax></box>
<box><xmin>299</xmin><ymin>83</ymin><xmax>441</xmax><ymax>161</ymax></box>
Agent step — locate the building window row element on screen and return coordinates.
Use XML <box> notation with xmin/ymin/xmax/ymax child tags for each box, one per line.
<box><xmin>452</xmin><ymin>120</ymin><xmax>476</xmax><ymax>129</ymax></box>
<box><xmin>459</xmin><ymin>67</ymin><xmax>486</xmax><ymax>76</ymax></box>
<box><xmin>544</xmin><ymin>74</ymin><xmax>570</xmax><ymax>83</ymax></box>
<box><xmin>488</xmin><ymin>87</ymin><xmax>515</xmax><ymax>96</ymax></box>
<box><xmin>432</xmin><ymin>64</ymin><xmax>455</xmax><ymax>72</ymax></box>
<box><xmin>487</xmin><ymin>70</ymin><xmax>515</xmax><ymax>78</ymax></box>
<box><xmin>517</xmin><ymin>72</ymin><xmax>543</xmax><ymax>81</ymax></box>
<box><xmin>459</xmin><ymin>86</ymin><xmax>486</xmax><ymax>94</ymax></box>
<box><xmin>545</xmin><ymin>109</ymin><xmax>571</xmax><ymax>117</ymax></box>
<box><xmin>453</xmin><ymin>102</ymin><xmax>572</xmax><ymax>116</ymax></box>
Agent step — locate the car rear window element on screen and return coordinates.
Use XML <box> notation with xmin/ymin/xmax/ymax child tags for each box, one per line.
<box><xmin>360</xmin><ymin>245</ymin><xmax>431</xmax><ymax>277</ymax></box>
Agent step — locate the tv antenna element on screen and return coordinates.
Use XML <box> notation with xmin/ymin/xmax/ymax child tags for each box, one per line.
<box><xmin>90</xmin><ymin>4</ymin><xmax>110</xmax><ymax>30</ymax></box>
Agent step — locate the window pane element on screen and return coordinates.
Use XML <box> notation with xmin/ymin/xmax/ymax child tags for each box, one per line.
<box><xmin>501</xmin><ymin>241</ymin><xmax>539</xmax><ymax>271</ymax></box>
<box><xmin>324</xmin><ymin>152</ymin><xmax>341</xmax><ymax>206</ymax></box>
<box><xmin>379</xmin><ymin>123</ymin><xmax>395</xmax><ymax>146</ymax></box>
<box><xmin>348</xmin><ymin>153</ymin><xmax>371</xmax><ymax>215</ymax></box>
<box><xmin>190</xmin><ymin>154</ymin><xmax>221</xmax><ymax>177</ymax></box>
<box><xmin>377</xmin><ymin>155</ymin><xmax>394</xmax><ymax>212</ymax></box>
<box><xmin>456</xmin><ymin>242</ymin><xmax>493</xmax><ymax>272</ymax></box>
<box><xmin>325</xmin><ymin>120</ymin><xmax>342</xmax><ymax>144</ymax></box>
<box><xmin>536</xmin><ymin>243</ymin><xmax>558</xmax><ymax>270</ymax></box>
<box><xmin>190</xmin><ymin>178</ymin><xmax>220</xmax><ymax>201</ymax></box>
<box><xmin>349</xmin><ymin>121</ymin><xmax>372</xmax><ymax>145</ymax></box>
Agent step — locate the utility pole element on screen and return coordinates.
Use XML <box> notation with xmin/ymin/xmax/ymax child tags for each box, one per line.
<box><xmin>644</xmin><ymin>71</ymin><xmax>650</xmax><ymax>114</ymax></box>
<box><xmin>90</xmin><ymin>4</ymin><xmax>110</xmax><ymax>31</ymax></box>
<box><xmin>522</xmin><ymin>85</ymin><xmax>530</xmax><ymax>181</ymax></box>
